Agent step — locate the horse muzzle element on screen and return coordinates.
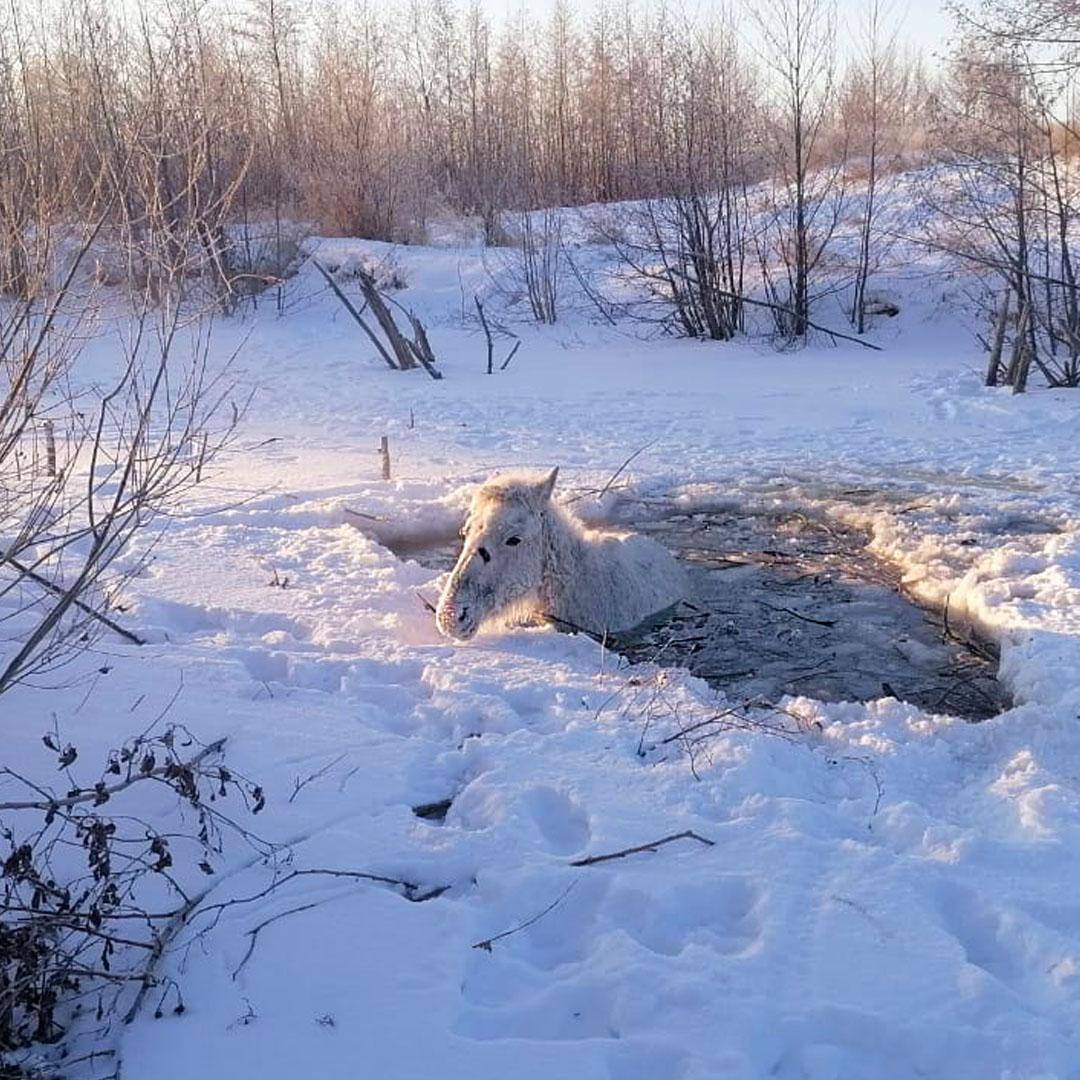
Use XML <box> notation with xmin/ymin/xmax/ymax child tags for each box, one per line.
<box><xmin>435</xmin><ymin>591</ymin><xmax>480</xmax><ymax>640</ymax></box>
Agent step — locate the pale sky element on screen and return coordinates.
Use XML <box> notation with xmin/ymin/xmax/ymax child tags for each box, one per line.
<box><xmin>478</xmin><ymin>0</ymin><xmax>956</xmax><ymax>64</ymax></box>
<box><xmin>838</xmin><ymin>0</ymin><xmax>954</xmax><ymax>57</ymax></box>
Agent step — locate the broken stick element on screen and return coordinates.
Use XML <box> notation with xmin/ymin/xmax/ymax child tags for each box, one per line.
<box><xmin>570</xmin><ymin>829</ymin><xmax>714</xmax><ymax>867</ymax></box>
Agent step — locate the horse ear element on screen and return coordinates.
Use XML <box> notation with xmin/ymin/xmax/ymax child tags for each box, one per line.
<box><xmin>537</xmin><ymin>467</ymin><xmax>558</xmax><ymax>502</ymax></box>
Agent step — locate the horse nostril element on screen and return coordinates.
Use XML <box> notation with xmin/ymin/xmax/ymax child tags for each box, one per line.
<box><xmin>477</xmin><ymin>547</ymin><xmax>490</xmax><ymax>563</ymax></box>
<box><xmin>457</xmin><ymin>608</ymin><xmax>469</xmax><ymax>623</ymax></box>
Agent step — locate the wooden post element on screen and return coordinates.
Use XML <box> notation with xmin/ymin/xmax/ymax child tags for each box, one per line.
<box><xmin>475</xmin><ymin>296</ymin><xmax>494</xmax><ymax>375</ymax></box>
<box><xmin>1012</xmin><ymin>340</ymin><xmax>1033</xmax><ymax>395</ymax></box>
<box><xmin>1005</xmin><ymin>301</ymin><xmax>1031</xmax><ymax>387</ymax></box>
<box><xmin>379</xmin><ymin>435</ymin><xmax>391</xmax><ymax>481</ymax></box>
<box><xmin>985</xmin><ymin>292</ymin><xmax>1011</xmax><ymax>387</ymax></box>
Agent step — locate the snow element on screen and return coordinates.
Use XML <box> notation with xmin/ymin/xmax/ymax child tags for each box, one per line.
<box><xmin>5</xmin><ymin>217</ymin><xmax>1080</xmax><ymax>1079</ymax></box>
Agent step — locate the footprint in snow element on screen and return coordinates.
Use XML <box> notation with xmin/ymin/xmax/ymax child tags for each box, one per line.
<box><xmin>603</xmin><ymin>875</ymin><xmax>765</xmax><ymax>958</ymax></box>
<box><xmin>523</xmin><ymin>785</ymin><xmax>592</xmax><ymax>854</ymax></box>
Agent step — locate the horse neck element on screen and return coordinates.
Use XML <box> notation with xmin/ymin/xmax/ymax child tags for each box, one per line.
<box><xmin>539</xmin><ymin>504</ymin><xmax>588</xmax><ymax>602</ymax></box>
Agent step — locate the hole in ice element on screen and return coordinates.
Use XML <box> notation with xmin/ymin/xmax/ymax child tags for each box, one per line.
<box><xmin>617</xmin><ymin>505</ymin><xmax>1009</xmax><ymax>721</ymax></box>
<box><xmin>390</xmin><ymin>496</ymin><xmax>1011</xmax><ymax>722</ymax></box>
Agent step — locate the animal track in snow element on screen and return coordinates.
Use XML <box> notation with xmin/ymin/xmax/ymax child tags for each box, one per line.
<box><xmin>139</xmin><ymin>596</ymin><xmax>312</xmax><ymax>642</ymax></box>
<box><xmin>455</xmin><ymin>976</ymin><xmax>621</xmax><ymax>1041</ymax></box>
<box><xmin>605</xmin><ymin>1040</ymin><xmax>689</xmax><ymax>1080</ymax></box>
<box><xmin>604</xmin><ymin>875</ymin><xmax>764</xmax><ymax>958</ymax></box>
<box><xmin>933</xmin><ymin>878</ymin><xmax>1080</xmax><ymax>1016</ymax></box>
<box><xmin>226</xmin><ymin>647</ymin><xmax>355</xmax><ymax>693</ymax></box>
<box><xmin>936</xmin><ymin>881</ymin><xmax>1023</xmax><ymax>986</ymax></box>
<box><xmin>522</xmin><ymin>786</ymin><xmax>591</xmax><ymax>854</ymax></box>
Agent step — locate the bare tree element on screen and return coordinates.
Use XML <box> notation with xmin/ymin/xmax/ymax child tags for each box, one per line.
<box><xmin>0</xmin><ymin>34</ymin><xmax>248</xmax><ymax>696</ymax></box>
<box><xmin>754</xmin><ymin>0</ymin><xmax>845</xmax><ymax>342</ymax></box>
<box><xmin>514</xmin><ymin>208</ymin><xmax>565</xmax><ymax>321</ymax></box>
<box><xmin>845</xmin><ymin>1</ymin><xmax>900</xmax><ymax>333</ymax></box>
<box><xmin>581</xmin><ymin>15</ymin><xmax>759</xmax><ymax>340</ymax></box>
<box><xmin>923</xmin><ymin>32</ymin><xmax>1080</xmax><ymax>388</ymax></box>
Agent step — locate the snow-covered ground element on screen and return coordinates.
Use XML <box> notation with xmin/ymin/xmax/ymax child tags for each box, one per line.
<box><xmin>6</xmin><ymin>226</ymin><xmax>1080</xmax><ymax>1079</ymax></box>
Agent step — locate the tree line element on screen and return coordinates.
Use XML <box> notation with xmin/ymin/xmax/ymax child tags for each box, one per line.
<box><xmin>1</xmin><ymin>0</ymin><xmax>1079</xmax><ymax>379</ymax></box>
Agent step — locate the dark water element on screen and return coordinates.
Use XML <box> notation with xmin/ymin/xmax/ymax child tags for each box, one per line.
<box><xmin>618</xmin><ymin>507</ymin><xmax>1008</xmax><ymax>721</ymax></box>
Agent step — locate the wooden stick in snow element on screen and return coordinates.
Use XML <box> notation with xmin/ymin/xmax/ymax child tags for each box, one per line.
<box><xmin>472</xmin><ymin>883</ymin><xmax>577</xmax><ymax>951</ymax></box>
<box><xmin>3</xmin><ymin>555</ymin><xmax>145</xmax><ymax>646</ymax></box>
<box><xmin>43</xmin><ymin>420</ymin><xmax>56</xmax><ymax>477</ymax></box>
<box><xmin>1006</xmin><ymin>301</ymin><xmax>1031</xmax><ymax>387</ymax></box>
<box><xmin>384</xmin><ymin>292</ymin><xmax>443</xmax><ymax>380</ymax></box>
<box><xmin>475</xmin><ymin>296</ymin><xmax>494</xmax><ymax>374</ymax></box>
<box><xmin>311</xmin><ymin>259</ymin><xmax>399</xmax><ymax>371</ymax></box>
<box><xmin>379</xmin><ymin>435</ymin><xmax>391</xmax><ymax>481</ymax></box>
<box><xmin>356</xmin><ymin>268</ymin><xmax>417</xmax><ymax>370</ymax></box>
<box><xmin>570</xmin><ymin>830</ymin><xmax>714</xmax><ymax>866</ymax></box>
<box><xmin>499</xmin><ymin>341</ymin><xmax>522</xmax><ymax>371</ymax></box>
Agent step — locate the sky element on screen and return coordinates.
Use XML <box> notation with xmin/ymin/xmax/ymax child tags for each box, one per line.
<box><xmin>478</xmin><ymin>0</ymin><xmax>957</xmax><ymax>63</ymax></box>
<box><xmin>840</xmin><ymin>0</ymin><xmax>954</xmax><ymax>56</ymax></box>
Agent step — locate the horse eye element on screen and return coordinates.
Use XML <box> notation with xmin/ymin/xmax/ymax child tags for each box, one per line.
<box><xmin>505</xmin><ymin>537</ymin><xmax>521</xmax><ymax>547</ymax></box>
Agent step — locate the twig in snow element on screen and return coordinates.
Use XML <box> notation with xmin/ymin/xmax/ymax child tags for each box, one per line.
<box><xmin>473</xmin><ymin>295</ymin><xmax>521</xmax><ymax>373</ymax></box>
<box><xmin>288</xmin><ymin>753</ymin><xmax>347</xmax><ymax>804</ymax></box>
<box><xmin>343</xmin><ymin>506</ymin><xmax>385</xmax><ymax>523</ymax></box>
<box><xmin>563</xmin><ymin>439</ymin><xmax>659</xmax><ymax>506</ymax></box>
<box><xmin>596</xmin><ymin>439</ymin><xmax>659</xmax><ymax>500</ymax></box>
<box><xmin>499</xmin><ymin>340</ymin><xmax>522</xmax><ymax>370</ymax></box>
<box><xmin>125</xmin><ymin>866</ymin><xmax>449</xmax><ymax>1023</ymax></box>
<box><xmin>940</xmin><ymin>592</ymin><xmax>997</xmax><ymax>663</ymax></box>
<box><xmin>829</xmin><ymin>754</ymin><xmax>884</xmax><ymax>823</ymax></box>
<box><xmin>569</xmin><ymin>830</ymin><xmax>714</xmax><ymax>867</ymax></box>
<box><xmin>761</xmin><ymin>602</ymin><xmax>836</xmax><ymax>628</ymax></box>
<box><xmin>658</xmin><ymin>699</ymin><xmax>781</xmax><ymax>745</ymax></box>
<box><xmin>475</xmin><ymin>296</ymin><xmax>495</xmax><ymax>375</ymax></box>
<box><xmin>232</xmin><ymin>901</ymin><xmax>323</xmax><ymax>979</ymax></box>
<box><xmin>541</xmin><ymin>611</ymin><xmax>610</xmax><ymax>645</ymax></box>
<box><xmin>472</xmin><ymin>882</ymin><xmax>577</xmax><ymax>952</ymax></box>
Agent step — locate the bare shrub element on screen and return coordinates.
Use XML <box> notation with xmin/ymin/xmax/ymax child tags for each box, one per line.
<box><xmin>0</xmin><ymin>724</ymin><xmax>265</xmax><ymax>1070</ymax></box>
<box><xmin>1</xmin><ymin>221</ymin><xmax>244</xmax><ymax>697</ymax></box>
<box><xmin>488</xmin><ymin>211</ymin><xmax>563</xmax><ymax>324</ymax></box>
<box><xmin>230</xmin><ymin>220</ymin><xmax>311</xmax><ymax>311</ymax></box>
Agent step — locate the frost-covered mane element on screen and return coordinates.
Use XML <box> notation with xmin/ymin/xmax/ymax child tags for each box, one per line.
<box><xmin>436</xmin><ymin>469</ymin><xmax>688</xmax><ymax>640</ymax></box>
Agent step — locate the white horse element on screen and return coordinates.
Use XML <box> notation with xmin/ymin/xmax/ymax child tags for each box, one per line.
<box><xmin>436</xmin><ymin>468</ymin><xmax>688</xmax><ymax>640</ymax></box>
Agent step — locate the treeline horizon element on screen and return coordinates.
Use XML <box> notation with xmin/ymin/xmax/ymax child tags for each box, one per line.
<box><xmin>1</xmin><ymin>0</ymin><xmax>962</xmax><ymax>243</ymax></box>
<box><xmin>2</xmin><ymin>0</ymin><xmax>1079</xmax><ymax>386</ymax></box>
